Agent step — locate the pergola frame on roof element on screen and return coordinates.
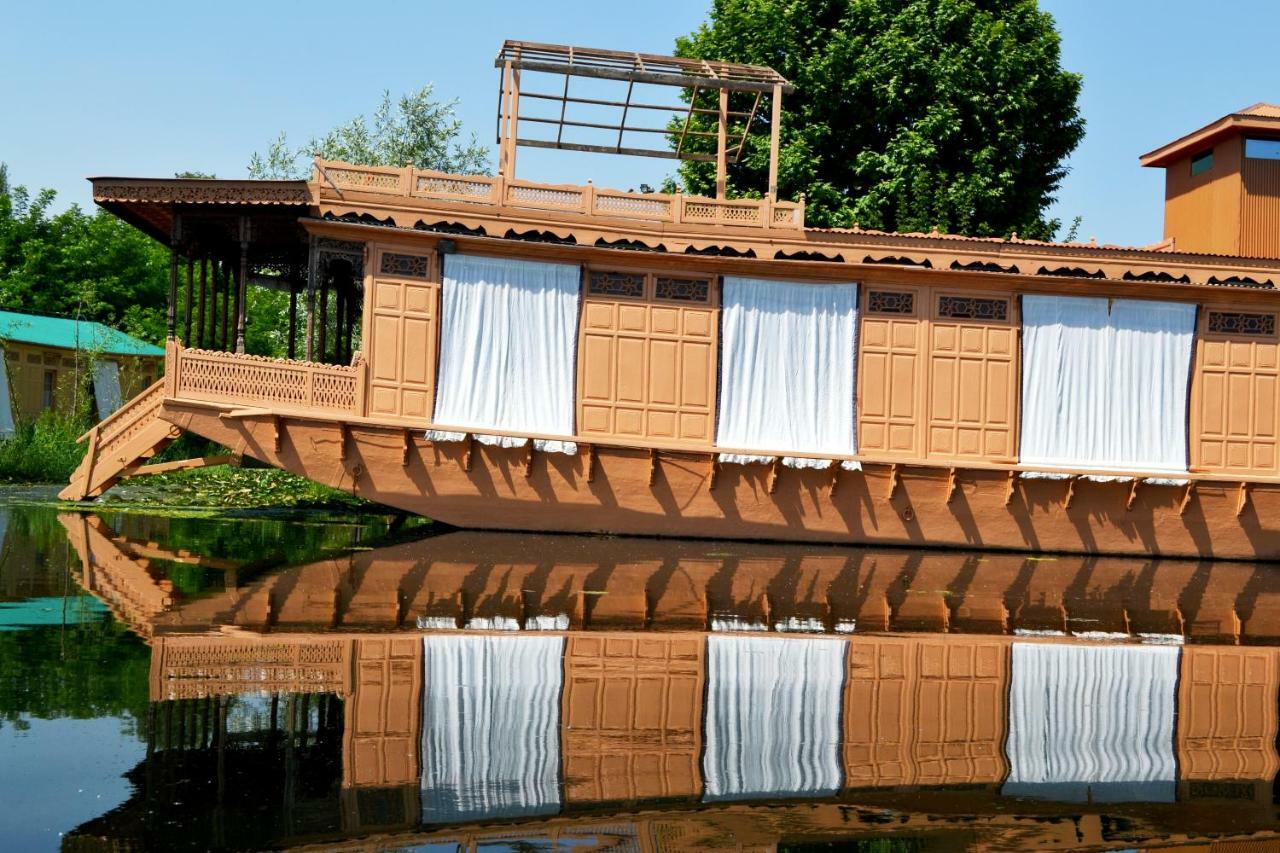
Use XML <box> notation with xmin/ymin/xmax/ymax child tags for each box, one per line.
<box><xmin>494</xmin><ymin>40</ymin><xmax>794</xmax><ymax>200</ymax></box>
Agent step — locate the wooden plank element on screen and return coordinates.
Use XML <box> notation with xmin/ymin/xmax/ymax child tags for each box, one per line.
<box><xmin>123</xmin><ymin>454</ymin><xmax>241</xmax><ymax>478</ymax></box>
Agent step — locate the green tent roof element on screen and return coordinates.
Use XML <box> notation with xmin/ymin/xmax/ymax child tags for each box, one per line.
<box><xmin>0</xmin><ymin>311</ymin><xmax>164</xmax><ymax>357</ymax></box>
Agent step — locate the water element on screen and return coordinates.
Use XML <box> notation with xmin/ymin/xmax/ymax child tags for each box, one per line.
<box><xmin>2</xmin><ymin>501</ymin><xmax>1280</xmax><ymax>850</ymax></box>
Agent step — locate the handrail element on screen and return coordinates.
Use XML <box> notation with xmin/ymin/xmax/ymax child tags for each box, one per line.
<box><xmin>313</xmin><ymin>158</ymin><xmax>806</xmax><ymax>230</ymax></box>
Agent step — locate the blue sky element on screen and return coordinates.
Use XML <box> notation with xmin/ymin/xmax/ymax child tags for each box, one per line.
<box><xmin>2</xmin><ymin>1</ymin><xmax>1276</xmax><ymax>246</ymax></box>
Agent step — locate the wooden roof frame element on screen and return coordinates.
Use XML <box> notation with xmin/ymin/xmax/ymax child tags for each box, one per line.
<box><xmin>1141</xmin><ymin>106</ymin><xmax>1280</xmax><ymax>168</ymax></box>
<box><xmin>494</xmin><ymin>40</ymin><xmax>794</xmax><ymax>200</ymax></box>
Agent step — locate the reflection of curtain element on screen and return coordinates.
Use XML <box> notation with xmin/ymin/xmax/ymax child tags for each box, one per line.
<box><xmin>1004</xmin><ymin>643</ymin><xmax>1178</xmax><ymax>803</ymax></box>
<box><xmin>1020</xmin><ymin>295</ymin><xmax>1195</xmax><ymax>472</ymax></box>
<box><xmin>716</xmin><ymin>277</ymin><xmax>858</xmax><ymax>463</ymax></box>
<box><xmin>421</xmin><ymin>634</ymin><xmax>564</xmax><ymax>823</ymax></box>
<box><xmin>431</xmin><ymin>254</ymin><xmax>580</xmax><ymax>452</ymax></box>
<box><xmin>92</xmin><ymin>360</ymin><xmax>123</xmax><ymax>419</ymax></box>
<box><xmin>703</xmin><ymin>635</ymin><xmax>846</xmax><ymax>801</ymax></box>
<box><xmin>0</xmin><ymin>348</ymin><xmax>12</xmax><ymax>437</ymax></box>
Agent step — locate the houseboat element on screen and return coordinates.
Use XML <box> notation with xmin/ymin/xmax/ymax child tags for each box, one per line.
<box><xmin>60</xmin><ymin>42</ymin><xmax>1280</xmax><ymax>559</ymax></box>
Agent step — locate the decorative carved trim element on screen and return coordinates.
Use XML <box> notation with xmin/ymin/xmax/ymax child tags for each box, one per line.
<box><xmin>655</xmin><ymin>276</ymin><xmax>711</xmax><ymax>302</ymax></box>
<box><xmin>867</xmin><ymin>290</ymin><xmax>915</xmax><ymax>315</ymax></box>
<box><xmin>92</xmin><ymin>180</ymin><xmax>309</xmax><ymax>205</ymax></box>
<box><xmin>1207</xmin><ymin>310</ymin><xmax>1277</xmax><ymax>336</ymax></box>
<box><xmin>379</xmin><ymin>252</ymin><xmax>430</xmax><ymax>279</ymax></box>
<box><xmin>938</xmin><ymin>295</ymin><xmax>1009</xmax><ymax>321</ymax></box>
<box><xmin>588</xmin><ymin>270</ymin><xmax>645</xmax><ymax>298</ymax></box>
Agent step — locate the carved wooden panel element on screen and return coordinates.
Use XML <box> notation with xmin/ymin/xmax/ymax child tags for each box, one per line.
<box><xmin>1178</xmin><ymin>646</ymin><xmax>1279</xmax><ymax>801</ymax></box>
<box><xmin>859</xmin><ymin>287</ymin><xmax>922</xmax><ymax>457</ymax></box>
<box><xmin>1193</xmin><ymin>309</ymin><xmax>1280</xmax><ymax>475</ymax></box>
<box><xmin>368</xmin><ymin>249</ymin><xmax>437</xmax><ymax>421</ymax></box>
<box><xmin>844</xmin><ymin>636</ymin><xmax>1008</xmax><ymax>788</ymax></box>
<box><xmin>562</xmin><ymin>633</ymin><xmax>704</xmax><ymax>802</ymax></box>
<box><xmin>926</xmin><ymin>293</ymin><xmax>1017</xmax><ymax>462</ymax></box>
<box><xmin>578</xmin><ymin>269</ymin><xmax>717</xmax><ymax>444</ymax></box>
<box><xmin>345</xmin><ymin>637</ymin><xmax>423</xmax><ymax>788</ymax></box>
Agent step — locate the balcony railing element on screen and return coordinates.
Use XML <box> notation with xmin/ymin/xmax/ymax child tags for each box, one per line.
<box><xmin>169</xmin><ymin>344</ymin><xmax>365</xmax><ymax>417</ymax></box>
<box><xmin>315</xmin><ymin>159</ymin><xmax>805</xmax><ymax>230</ymax></box>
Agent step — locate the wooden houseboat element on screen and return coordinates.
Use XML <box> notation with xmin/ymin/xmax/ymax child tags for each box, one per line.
<box><xmin>59</xmin><ymin>43</ymin><xmax>1280</xmax><ymax>559</ymax></box>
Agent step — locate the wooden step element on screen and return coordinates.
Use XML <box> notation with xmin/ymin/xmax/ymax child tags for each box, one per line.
<box><xmin>60</xmin><ymin>380</ymin><xmax>182</xmax><ymax>500</ymax></box>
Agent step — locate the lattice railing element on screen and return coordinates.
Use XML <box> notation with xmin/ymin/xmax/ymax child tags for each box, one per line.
<box><xmin>151</xmin><ymin>637</ymin><xmax>352</xmax><ymax>700</ymax></box>
<box><xmin>172</xmin><ymin>346</ymin><xmax>364</xmax><ymax>415</ymax></box>
<box><xmin>314</xmin><ymin>158</ymin><xmax>805</xmax><ymax>230</ymax></box>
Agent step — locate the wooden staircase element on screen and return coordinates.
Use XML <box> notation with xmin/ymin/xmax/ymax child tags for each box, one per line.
<box><xmin>60</xmin><ymin>380</ymin><xmax>180</xmax><ymax>501</ymax></box>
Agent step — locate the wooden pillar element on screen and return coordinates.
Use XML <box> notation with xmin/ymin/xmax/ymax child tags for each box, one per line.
<box><xmin>305</xmin><ymin>237</ymin><xmax>318</xmax><ymax>362</ymax></box>
<box><xmin>767</xmin><ymin>82</ymin><xmax>782</xmax><ymax>202</ymax></box>
<box><xmin>498</xmin><ymin>60</ymin><xmax>512</xmax><ymax>177</ymax></box>
<box><xmin>287</xmin><ymin>280</ymin><xmax>298</xmax><ymax>360</ymax></box>
<box><xmin>507</xmin><ymin>65</ymin><xmax>520</xmax><ymax>180</ymax></box>
<box><xmin>167</xmin><ymin>217</ymin><xmax>180</xmax><ymax>339</ymax></box>
<box><xmin>318</xmin><ymin>279</ymin><xmax>329</xmax><ymax>364</ymax></box>
<box><xmin>334</xmin><ymin>282</ymin><xmax>346</xmax><ymax>364</ymax></box>
<box><xmin>346</xmin><ymin>277</ymin><xmax>358</xmax><ymax>360</ymax></box>
<box><xmin>716</xmin><ymin>88</ymin><xmax>729</xmax><ymax>200</ymax></box>
<box><xmin>235</xmin><ymin>217</ymin><xmax>250</xmax><ymax>354</ymax></box>
<box><xmin>220</xmin><ymin>258</ymin><xmax>231</xmax><ymax>351</ymax></box>
<box><xmin>183</xmin><ymin>254</ymin><xmax>194</xmax><ymax>345</ymax></box>
<box><xmin>196</xmin><ymin>256</ymin><xmax>208</xmax><ymax>349</ymax></box>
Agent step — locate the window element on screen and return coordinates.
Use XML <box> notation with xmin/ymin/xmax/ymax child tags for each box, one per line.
<box><xmin>937</xmin><ymin>295</ymin><xmax>1009</xmax><ymax>321</ymax></box>
<box><xmin>41</xmin><ymin>370</ymin><xmax>56</xmax><ymax>409</ymax></box>
<box><xmin>1190</xmin><ymin>149</ymin><xmax>1214</xmax><ymax>176</ymax></box>
<box><xmin>1207</xmin><ymin>310</ymin><xmax>1277</xmax><ymax>336</ymax></box>
<box><xmin>867</xmin><ymin>290</ymin><xmax>915</xmax><ymax>315</ymax></box>
<box><xmin>1245</xmin><ymin>138</ymin><xmax>1280</xmax><ymax>161</ymax></box>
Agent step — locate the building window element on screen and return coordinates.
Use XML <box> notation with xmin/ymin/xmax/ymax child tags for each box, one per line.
<box><xmin>867</xmin><ymin>290</ymin><xmax>915</xmax><ymax>315</ymax></box>
<box><xmin>41</xmin><ymin>370</ymin><xmax>56</xmax><ymax>409</ymax></box>
<box><xmin>1190</xmin><ymin>149</ymin><xmax>1214</xmax><ymax>176</ymax></box>
<box><xmin>1245</xmin><ymin>138</ymin><xmax>1280</xmax><ymax>161</ymax></box>
<box><xmin>1207</xmin><ymin>310</ymin><xmax>1277</xmax><ymax>336</ymax></box>
<box><xmin>379</xmin><ymin>252</ymin><xmax>430</xmax><ymax>279</ymax></box>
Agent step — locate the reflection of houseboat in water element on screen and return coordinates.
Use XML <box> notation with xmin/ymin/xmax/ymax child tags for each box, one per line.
<box><xmin>61</xmin><ymin>518</ymin><xmax>1280</xmax><ymax>850</ymax></box>
<box><xmin>60</xmin><ymin>43</ymin><xmax>1280</xmax><ymax>558</ymax></box>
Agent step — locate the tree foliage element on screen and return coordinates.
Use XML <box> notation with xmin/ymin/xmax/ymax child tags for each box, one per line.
<box><xmin>249</xmin><ymin>85</ymin><xmax>490</xmax><ymax>179</ymax></box>
<box><xmin>0</xmin><ymin>166</ymin><xmax>169</xmax><ymax>343</ymax></box>
<box><xmin>673</xmin><ymin>0</ymin><xmax>1084</xmax><ymax>238</ymax></box>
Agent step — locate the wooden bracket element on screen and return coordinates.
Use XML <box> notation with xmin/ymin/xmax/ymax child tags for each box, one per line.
<box><xmin>945</xmin><ymin>467</ymin><xmax>958</xmax><ymax>504</ymax></box>
<box><xmin>401</xmin><ymin>429</ymin><xmax>412</xmax><ymax>467</ymax></box>
<box><xmin>524</xmin><ymin>443</ymin><xmax>536</xmax><ymax>478</ymax></box>
<box><xmin>338</xmin><ymin>423</ymin><xmax>348</xmax><ymax>462</ymax></box>
<box><xmin>649</xmin><ymin>449</ymin><xmax>660</xmax><ymax>487</ymax></box>
<box><xmin>462</xmin><ymin>434</ymin><xmax>474</xmax><ymax>472</ymax></box>
<box><xmin>585</xmin><ymin>444</ymin><xmax>597</xmax><ymax>483</ymax></box>
<box><xmin>886</xmin><ymin>464</ymin><xmax>901</xmax><ymax>501</ymax></box>
<box><xmin>708</xmin><ymin>456</ymin><xmax>719</xmax><ymax>491</ymax></box>
<box><xmin>1064</xmin><ymin>476</ymin><xmax>1077</xmax><ymax>509</ymax></box>
<box><xmin>830</xmin><ymin>464</ymin><xmax>841</xmax><ymax>497</ymax></box>
<box><xmin>767</xmin><ymin>457</ymin><xmax>781</xmax><ymax>494</ymax></box>
<box><xmin>1179</xmin><ymin>482</ymin><xmax>1196</xmax><ymax>516</ymax></box>
<box><xmin>1237</xmin><ymin>481</ymin><xmax>1252</xmax><ymax>518</ymax></box>
<box><xmin>1125</xmin><ymin>478</ymin><xmax>1141</xmax><ymax>511</ymax></box>
<box><xmin>1004</xmin><ymin>470</ymin><xmax>1017</xmax><ymax>507</ymax></box>
<box><xmin>271</xmin><ymin>415</ymin><xmax>282</xmax><ymax>453</ymax></box>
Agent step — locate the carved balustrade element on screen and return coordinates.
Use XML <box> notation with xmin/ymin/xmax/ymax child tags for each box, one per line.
<box><xmin>314</xmin><ymin>159</ymin><xmax>805</xmax><ymax>230</ymax></box>
<box><xmin>169</xmin><ymin>344</ymin><xmax>366</xmax><ymax>417</ymax></box>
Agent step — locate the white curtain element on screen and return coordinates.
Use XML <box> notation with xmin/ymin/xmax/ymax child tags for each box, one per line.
<box><xmin>0</xmin><ymin>348</ymin><xmax>13</xmax><ymax>438</ymax></box>
<box><xmin>1004</xmin><ymin>643</ymin><xmax>1178</xmax><ymax>803</ymax></box>
<box><xmin>703</xmin><ymin>635</ymin><xmax>846</xmax><ymax>801</ymax></box>
<box><xmin>716</xmin><ymin>277</ymin><xmax>858</xmax><ymax>463</ymax></box>
<box><xmin>1021</xmin><ymin>295</ymin><xmax>1195</xmax><ymax>472</ymax></box>
<box><xmin>432</xmin><ymin>254</ymin><xmax>580</xmax><ymax>453</ymax></box>
<box><xmin>420</xmin><ymin>634</ymin><xmax>564</xmax><ymax>822</ymax></box>
<box><xmin>92</xmin><ymin>360</ymin><xmax>123</xmax><ymax>419</ymax></box>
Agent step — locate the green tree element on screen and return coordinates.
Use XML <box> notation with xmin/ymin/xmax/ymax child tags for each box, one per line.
<box><xmin>673</xmin><ymin>0</ymin><xmax>1084</xmax><ymax>238</ymax></box>
<box><xmin>0</xmin><ymin>165</ymin><xmax>170</xmax><ymax>343</ymax></box>
<box><xmin>249</xmin><ymin>85</ymin><xmax>490</xmax><ymax>179</ymax></box>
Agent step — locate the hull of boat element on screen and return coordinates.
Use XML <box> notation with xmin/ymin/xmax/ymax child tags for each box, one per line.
<box><xmin>160</xmin><ymin>401</ymin><xmax>1280</xmax><ymax>560</ymax></box>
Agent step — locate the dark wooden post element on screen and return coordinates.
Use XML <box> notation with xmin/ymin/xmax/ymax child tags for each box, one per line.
<box><xmin>167</xmin><ymin>216</ymin><xmax>181</xmax><ymax>339</ymax></box>
<box><xmin>220</xmin><ymin>257</ymin><xmax>231</xmax><ymax>351</ymax></box>
<box><xmin>305</xmin><ymin>237</ymin><xmax>318</xmax><ymax>362</ymax></box>
<box><xmin>346</xmin><ymin>278</ymin><xmax>358</xmax><ymax>361</ymax></box>
<box><xmin>335</xmin><ymin>282</ymin><xmax>346</xmax><ymax>364</ymax></box>
<box><xmin>235</xmin><ymin>216</ymin><xmax>250</xmax><ymax>354</ymax></box>
<box><xmin>287</xmin><ymin>279</ymin><xmax>298</xmax><ymax>360</ymax></box>
<box><xmin>318</xmin><ymin>279</ymin><xmax>329</xmax><ymax>364</ymax></box>
<box><xmin>184</xmin><ymin>253</ymin><xmax>194</xmax><ymax>345</ymax></box>
<box><xmin>196</xmin><ymin>256</ymin><xmax>208</xmax><ymax>348</ymax></box>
